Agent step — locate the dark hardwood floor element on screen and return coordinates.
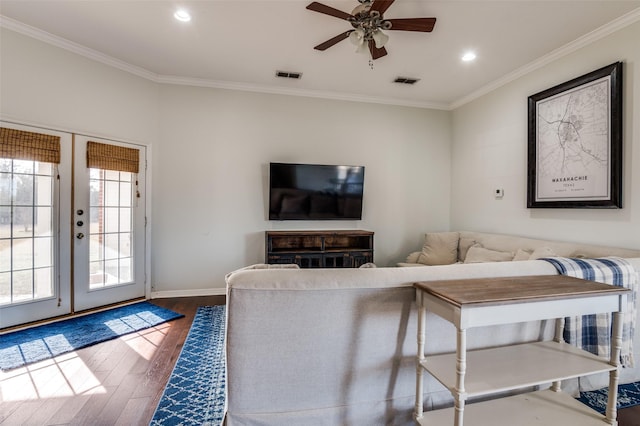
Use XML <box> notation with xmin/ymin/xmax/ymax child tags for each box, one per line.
<box><xmin>0</xmin><ymin>296</ymin><xmax>225</xmax><ymax>425</ymax></box>
<box><xmin>1</xmin><ymin>295</ymin><xmax>639</xmax><ymax>425</ymax></box>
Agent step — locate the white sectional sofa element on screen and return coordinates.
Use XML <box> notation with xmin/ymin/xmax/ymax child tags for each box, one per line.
<box><xmin>224</xmin><ymin>232</ymin><xmax>640</xmax><ymax>426</ymax></box>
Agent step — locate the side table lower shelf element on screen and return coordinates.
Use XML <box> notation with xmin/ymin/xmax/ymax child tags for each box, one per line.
<box><xmin>422</xmin><ymin>340</ymin><xmax>616</xmax><ymax>398</ymax></box>
<box><xmin>417</xmin><ymin>389</ymin><xmax>606</xmax><ymax>425</ymax></box>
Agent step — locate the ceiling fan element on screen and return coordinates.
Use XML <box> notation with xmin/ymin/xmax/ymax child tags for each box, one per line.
<box><xmin>306</xmin><ymin>0</ymin><xmax>436</xmax><ymax>60</ymax></box>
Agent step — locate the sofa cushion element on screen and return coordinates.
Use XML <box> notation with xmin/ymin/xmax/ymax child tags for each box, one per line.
<box><xmin>464</xmin><ymin>246</ymin><xmax>514</xmax><ymax>263</ymax></box>
<box><xmin>417</xmin><ymin>232</ymin><xmax>460</xmax><ymax>265</ymax></box>
<box><xmin>458</xmin><ymin>237</ymin><xmax>478</xmax><ymax>261</ymax></box>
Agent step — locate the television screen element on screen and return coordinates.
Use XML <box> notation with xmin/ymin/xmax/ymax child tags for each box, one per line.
<box><xmin>269</xmin><ymin>162</ymin><xmax>365</xmax><ymax>220</ymax></box>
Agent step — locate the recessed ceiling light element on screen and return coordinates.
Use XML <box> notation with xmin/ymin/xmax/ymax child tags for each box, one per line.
<box><xmin>174</xmin><ymin>9</ymin><xmax>191</xmax><ymax>22</ymax></box>
<box><xmin>461</xmin><ymin>51</ymin><xmax>477</xmax><ymax>62</ymax></box>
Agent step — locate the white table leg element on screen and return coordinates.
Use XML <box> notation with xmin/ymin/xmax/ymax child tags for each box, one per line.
<box><xmin>454</xmin><ymin>327</ymin><xmax>467</xmax><ymax>426</ymax></box>
<box><xmin>551</xmin><ymin>317</ymin><xmax>565</xmax><ymax>392</ymax></box>
<box><xmin>605</xmin><ymin>311</ymin><xmax>623</xmax><ymax>425</ymax></box>
<box><xmin>415</xmin><ymin>290</ymin><xmax>426</xmax><ymax>421</ymax></box>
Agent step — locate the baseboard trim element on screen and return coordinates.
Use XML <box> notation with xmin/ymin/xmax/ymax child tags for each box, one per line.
<box><xmin>150</xmin><ymin>287</ymin><xmax>226</xmax><ymax>299</ymax></box>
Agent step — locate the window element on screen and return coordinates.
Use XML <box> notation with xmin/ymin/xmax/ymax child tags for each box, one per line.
<box><xmin>89</xmin><ymin>169</ymin><xmax>134</xmax><ymax>288</ymax></box>
<box><xmin>0</xmin><ymin>159</ymin><xmax>55</xmax><ymax>304</ymax></box>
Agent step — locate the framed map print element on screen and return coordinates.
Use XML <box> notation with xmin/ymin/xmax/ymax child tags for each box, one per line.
<box><xmin>527</xmin><ymin>62</ymin><xmax>622</xmax><ymax>208</ymax></box>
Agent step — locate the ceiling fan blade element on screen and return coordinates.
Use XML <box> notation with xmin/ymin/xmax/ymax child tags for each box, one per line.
<box><xmin>306</xmin><ymin>2</ymin><xmax>353</xmax><ymax>21</ymax></box>
<box><xmin>386</xmin><ymin>18</ymin><xmax>436</xmax><ymax>32</ymax></box>
<box><xmin>369</xmin><ymin>39</ymin><xmax>388</xmax><ymax>60</ymax></box>
<box><xmin>370</xmin><ymin>0</ymin><xmax>395</xmax><ymax>15</ymax></box>
<box><xmin>314</xmin><ymin>30</ymin><xmax>353</xmax><ymax>51</ymax></box>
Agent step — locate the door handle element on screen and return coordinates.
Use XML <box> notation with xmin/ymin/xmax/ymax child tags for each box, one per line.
<box><xmin>76</xmin><ymin>233</ymin><xmax>85</xmax><ymax>240</ymax></box>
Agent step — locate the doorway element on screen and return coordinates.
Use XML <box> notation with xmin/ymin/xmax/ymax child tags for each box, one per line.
<box><xmin>0</xmin><ymin>122</ymin><xmax>147</xmax><ymax>328</ymax></box>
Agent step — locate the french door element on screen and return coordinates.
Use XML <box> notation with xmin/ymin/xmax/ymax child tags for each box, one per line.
<box><xmin>73</xmin><ymin>135</ymin><xmax>146</xmax><ymax>312</ymax></box>
<box><xmin>0</xmin><ymin>122</ymin><xmax>146</xmax><ymax>328</ymax></box>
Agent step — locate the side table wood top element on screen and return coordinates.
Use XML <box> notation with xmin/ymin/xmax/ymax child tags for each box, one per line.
<box><xmin>414</xmin><ymin>275</ymin><xmax>630</xmax><ymax>308</ymax></box>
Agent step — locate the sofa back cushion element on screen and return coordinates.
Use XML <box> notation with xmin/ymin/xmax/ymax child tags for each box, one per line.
<box><xmin>464</xmin><ymin>246</ymin><xmax>514</xmax><ymax>263</ymax></box>
<box><xmin>459</xmin><ymin>231</ymin><xmax>640</xmax><ymax>259</ymax></box>
<box><xmin>417</xmin><ymin>232</ymin><xmax>459</xmax><ymax>265</ymax></box>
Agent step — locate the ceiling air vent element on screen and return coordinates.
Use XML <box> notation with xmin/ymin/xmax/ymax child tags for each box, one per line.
<box><xmin>394</xmin><ymin>77</ymin><xmax>420</xmax><ymax>85</ymax></box>
<box><xmin>276</xmin><ymin>71</ymin><xmax>303</xmax><ymax>79</ymax></box>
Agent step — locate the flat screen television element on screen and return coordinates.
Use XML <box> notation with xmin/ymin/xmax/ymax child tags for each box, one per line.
<box><xmin>269</xmin><ymin>162</ymin><xmax>365</xmax><ymax>220</ymax></box>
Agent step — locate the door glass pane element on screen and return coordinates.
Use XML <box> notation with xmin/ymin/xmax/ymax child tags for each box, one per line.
<box><xmin>89</xmin><ymin>168</ymin><xmax>135</xmax><ymax>289</ymax></box>
<box><xmin>0</xmin><ymin>172</ymin><xmax>10</xmax><ymax>205</ymax></box>
<box><xmin>90</xmin><ymin>234</ymin><xmax>102</xmax><ymax>262</ymax></box>
<box><xmin>120</xmin><ymin>182</ymin><xmax>131</xmax><ymax>207</ymax></box>
<box><xmin>119</xmin><ymin>208</ymin><xmax>131</xmax><ymax>232</ymax></box>
<box><xmin>12</xmin><ymin>269</ymin><xmax>34</xmax><ymax>302</ymax></box>
<box><xmin>0</xmin><ymin>207</ymin><xmax>9</xmax><ymax>238</ymax></box>
<box><xmin>36</xmin><ymin>207</ymin><xmax>53</xmax><ymax>236</ymax></box>
<box><xmin>119</xmin><ymin>233</ymin><xmax>131</xmax><ymax>257</ymax></box>
<box><xmin>104</xmin><ymin>207</ymin><xmax>119</xmax><ymax>233</ymax></box>
<box><xmin>13</xmin><ymin>206</ymin><xmax>33</xmax><ymax>237</ymax></box>
<box><xmin>104</xmin><ymin>233</ymin><xmax>119</xmax><ymax>260</ymax></box>
<box><xmin>34</xmin><ymin>267</ymin><xmax>53</xmax><ymax>299</ymax></box>
<box><xmin>104</xmin><ymin>181</ymin><xmax>119</xmax><ymax>206</ymax></box>
<box><xmin>0</xmin><ymin>272</ymin><xmax>10</xmax><ymax>304</ymax></box>
<box><xmin>13</xmin><ymin>174</ymin><xmax>34</xmax><ymax>205</ymax></box>
<box><xmin>13</xmin><ymin>159</ymin><xmax>34</xmax><ymax>174</ymax></box>
<box><xmin>34</xmin><ymin>237</ymin><xmax>53</xmax><ymax>268</ymax></box>
<box><xmin>119</xmin><ymin>258</ymin><xmax>132</xmax><ymax>282</ymax></box>
<box><xmin>13</xmin><ymin>238</ymin><xmax>34</xmax><ymax>270</ymax></box>
<box><xmin>0</xmin><ymin>239</ymin><xmax>9</xmax><ymax>272</ymax></box>
<box><xmin>0</xmin><ymin>159</ymin><xmax>56</xmax><ymax>306</ymax></box>
<box><xmin>35</xmin><ymin>175</ymin><xmax>52</xmax><ymax>205</ymax></box>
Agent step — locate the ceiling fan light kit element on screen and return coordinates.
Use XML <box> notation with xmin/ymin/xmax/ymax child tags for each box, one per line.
<box><xmin>306</xmin><ymin>0</ymin><xmax>436</xmax><ymax>60</ymax></box>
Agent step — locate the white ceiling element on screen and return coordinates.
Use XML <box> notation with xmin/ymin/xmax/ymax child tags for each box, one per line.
<box><xmin>1</xmin><ymin>1</ymin><xmax>640</xmax><ymax>109</ymax></box>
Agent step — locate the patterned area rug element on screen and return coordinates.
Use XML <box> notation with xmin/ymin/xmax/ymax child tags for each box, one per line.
<box><xmin>577</xmin><ymin>381</ymin><xmax>640</xmax><ymax>413</ymax></box>
<box><xmin>151</xmin><ymin>305</ymin><xmax>226</xmax><ymax>426</ymax></box>
<box><xmin>0</xmin><ymin>301</ymin><xmax>183</xmax><ymax>371</ymax></box>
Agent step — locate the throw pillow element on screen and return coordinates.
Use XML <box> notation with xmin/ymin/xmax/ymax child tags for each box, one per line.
<box><xmin>417</xmin><ymin>232</ymin><xmax>460</xmax><ymax>265</ymax></box>
<box><xmin>464</xmin><ymin>246</ymin><xmax>514</xmax><ymax>263</ymax></box>
<box><xmin>513</xmin><ymin>248</ymin><xmax>532</xmax><ymax>261</ymax></box>
<box><xmin>529</xmin><ymin>246</ymin><xmax>557</xmax><ymax>260</ymax></box>
<box><xmin>458</xmin><ymin>237</ymin><xmax>478</xmax><ymax>261</ymax></box>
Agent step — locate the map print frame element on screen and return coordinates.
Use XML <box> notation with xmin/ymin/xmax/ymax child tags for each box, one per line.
<box><xmin>527</xmin><ymin>62</ymin><xmax>622</xmax><ymax>208</ymax></box>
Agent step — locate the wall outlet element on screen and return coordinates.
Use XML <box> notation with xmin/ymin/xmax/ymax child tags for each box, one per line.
<box><xmin>495</xmin><ymin>188</ymin><xmax>504</xmax><ymax>199</ymax></box>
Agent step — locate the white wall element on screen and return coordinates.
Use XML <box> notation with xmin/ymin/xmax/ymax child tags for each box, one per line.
<box><xmin>0</xmin><ymin>29</ymin><xmax>158</xmax><ymax>144</ymax></box>
<box><xmin>451</xmin><ymin>21</ymin><xmax>640</xmax><ymax>250</ymax></box>
<box><xmin>153</xmin><ymin>85</ymin><xmax>451</xmax><ymax>291</ymax></box>
<box><xmin>3</xmin><ymin>18</ymin><xmax>640</xmax><ymax>296</ymax></box>
<box><xmin>0</xmin><ymin>28</ymin><xmax>452</xmax><ymax>294</ymax></box>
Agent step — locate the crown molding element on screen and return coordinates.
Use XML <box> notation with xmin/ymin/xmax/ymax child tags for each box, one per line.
<box><xmin>3</xmin><ymin>7</ymin><xmax>639</xmax><ymax>112</ymax></box>
<box><xmin>449</xmin><ymin>6</ymin><xmax>640</xmax><ymax>110</ymax></box>
<box><xmin>0</xmin><ymin>14</ymin><xmax>448</xmax><ymax>110</ymax></box>
<box><xmin>0</xmin><ymin>15</ymin><xmax>159</xmax><ymax>81</ymax></box>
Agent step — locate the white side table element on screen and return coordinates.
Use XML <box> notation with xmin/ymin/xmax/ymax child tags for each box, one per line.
<box><xmin>414</xmin><ymin>275</ymin><xmax>630</xmax><ymax>426</ymax></box>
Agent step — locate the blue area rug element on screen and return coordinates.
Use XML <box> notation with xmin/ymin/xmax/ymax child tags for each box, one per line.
<box><xmin>577</xmin><ymin>381</ymin><xmax>640</xmax><ymax>413</ymax></box>
<box><xmin>151</xmin><ymin>305</ymin><xmax>226</xmax><ymax>426</ymax></box>
<box><xmin>0</xmin><ymin>301</ymin><xmax>183</xmax><ymax>371</ymax></box>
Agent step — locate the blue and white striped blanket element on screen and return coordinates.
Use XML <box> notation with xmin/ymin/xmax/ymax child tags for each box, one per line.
<box><xmin>541</xmin><ymin>257</ymin><xmax>637</xmax><ymax>367</ymax></box>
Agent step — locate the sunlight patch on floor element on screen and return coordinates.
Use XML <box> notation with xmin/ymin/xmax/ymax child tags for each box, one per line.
<box><xmin>122</xmin><ymin>323</ymin><xmax>172</xmax><ymax>360</ymax></box>
<box><xmin>0</xmin><ymin>352</ymin><xmax>108</xmax><ymax>402</ymax></box>
<box><xmin>0</xmin><ymin>324</ymin><xmax>172</xmax><ymax>403</ymax></box>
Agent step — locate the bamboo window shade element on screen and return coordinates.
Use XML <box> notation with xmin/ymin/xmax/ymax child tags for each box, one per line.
<box><xmin>0</xmin><ymin>127</ymin><xmax>61</xmax><ymax>163</ymax></box>
<box><xmin>87</xmin><ymin>141</ymin><xmax>139</xmax><ymax>173</ymax></box>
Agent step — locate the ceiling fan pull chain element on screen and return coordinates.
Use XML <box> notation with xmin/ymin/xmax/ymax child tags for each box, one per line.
<box><xmin>369</xmin><ymin>58</ymin><xmax>374</xmax><ymax>70</ymax></box>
